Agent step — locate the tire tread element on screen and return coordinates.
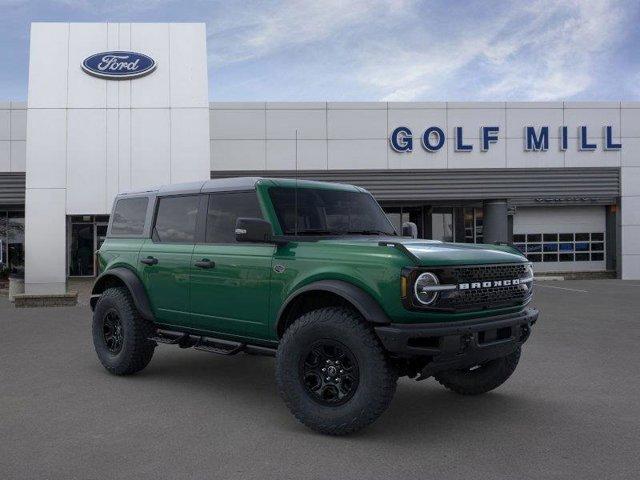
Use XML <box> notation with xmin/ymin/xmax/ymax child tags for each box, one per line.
<box><xmin>276</xmin><ymin>307</ymin><xmax>397</xmax><ymax>436</ymax></box>
<box><xmin>93</xmin><ymin>287</ymin><xmax>155</xmax><ymax>376</ymax></box>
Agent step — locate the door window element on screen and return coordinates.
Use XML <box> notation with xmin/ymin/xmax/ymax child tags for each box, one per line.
<box><xmin>153</xmin><ymin>195</ymin><xmax>200</xmax><ymax>243</ymax></box>
<box><xmin>205</xmin><ymin>192</ymin><xmax>263</xmax><ymax>243</ymax></box>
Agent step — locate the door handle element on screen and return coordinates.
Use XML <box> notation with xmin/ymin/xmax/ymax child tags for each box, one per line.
<box><xmin>194</xmin><ymin>259</ymin><xmax>215</xmax><ymax>269</ymax></box>
<box><xmin>140</xmin><ymin>256</ymin><xmax>158</xmax><ymax>266</ymax></box>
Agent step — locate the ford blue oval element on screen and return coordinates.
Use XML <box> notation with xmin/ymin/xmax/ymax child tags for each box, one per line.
<box><xmin>82</xmin><ymin>51</ymin><xmax>156</xmax><ymax>79</ymax></box>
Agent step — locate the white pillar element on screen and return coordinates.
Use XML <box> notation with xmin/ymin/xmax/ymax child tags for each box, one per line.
<box><xmin>620</xmin><ymin>166</ymin><xmax>640</xmax><ymax>279</ymax></box>
<box><xmin>620</xmin><ymin>103</ymin><xmax>640</xmax><ymax>279</ymax></box>
<box><xmin>24</xmin><ymin>22</ymin><xmax>210</xmax><ymax>294</ymax></box>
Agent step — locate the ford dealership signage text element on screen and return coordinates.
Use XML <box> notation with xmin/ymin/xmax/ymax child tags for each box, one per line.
<box><xmin>82</xmin><ymin>51</ymin><xmax>156</xmax><ymax>79</ymax></box>
<box><xmin>390</xmin><ymin>126</ymin><xmax>622</xmax><ymax>153</ymax></box>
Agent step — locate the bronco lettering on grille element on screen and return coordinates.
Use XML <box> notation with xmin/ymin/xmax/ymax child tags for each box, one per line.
<box><xmin>458</xmin><ymin>279</ymin><xmax>521</xmax><ymax>290</ymax></box>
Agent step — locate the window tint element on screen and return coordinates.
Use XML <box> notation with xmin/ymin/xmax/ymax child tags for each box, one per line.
<box><xmin>205</xmin><ymin>192</ymin><xmax>263</xmax><ymax>243</ymax></box>
<box><xmin>268</xmin><ymin>187</ymin><xmax>396</xmax><ymax>236</ymax></box>
<box><xmin>110</xmin><ymin>197</ymin><xmax>148</xmax><ymax>236</ymax></box>
<box><xmin>153</xmin><ymin>195</ymin><xmax>200</xmax><ymax>243</ymax></box>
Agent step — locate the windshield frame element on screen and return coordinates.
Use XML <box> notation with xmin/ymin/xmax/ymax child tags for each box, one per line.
<box><xmin>266</xmin><ymin>186</ymin><xmax>397</xmax><ymax>237</ymax></box>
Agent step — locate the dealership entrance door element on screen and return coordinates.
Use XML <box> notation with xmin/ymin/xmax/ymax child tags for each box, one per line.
<box><xmin>67</xmin><ymin>216</ymin><xmax>109</xmax><ymax>277</ymax></box>
<box><xmin>382</xmin><ymin>204</ymin><xmax>484</xmax><ymax>243</ymax></box>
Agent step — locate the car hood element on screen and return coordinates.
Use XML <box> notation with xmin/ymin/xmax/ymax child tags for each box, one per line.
<box><xmin>318</xmin><ymin>236</ymin><xmax>527</xmax><ymax>266</ymax></box>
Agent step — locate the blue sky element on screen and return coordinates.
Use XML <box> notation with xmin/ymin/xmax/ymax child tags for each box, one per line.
<box><xmin>1</xmin><ymin>0</ymin><xmax>639</xmax><ymax>101</ymax></box>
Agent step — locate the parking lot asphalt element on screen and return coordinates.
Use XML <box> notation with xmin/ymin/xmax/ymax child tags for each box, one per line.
<box><xmin>1</xmin><ymin>280</ymin><xmax>639</xmax><ymax>480</ymax></box>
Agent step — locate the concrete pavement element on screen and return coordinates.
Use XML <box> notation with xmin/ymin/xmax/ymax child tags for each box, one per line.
<box><xmin>1</xmin><ymin>280</ymin><xmax>639</xmax><ymax>479</ymax></box>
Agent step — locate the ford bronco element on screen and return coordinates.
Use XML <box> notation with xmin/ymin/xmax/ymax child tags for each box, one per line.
<box><xmin>91</xmin><ymin>177</ymin><xmax>538</xmax><ymax>435</ymax></box>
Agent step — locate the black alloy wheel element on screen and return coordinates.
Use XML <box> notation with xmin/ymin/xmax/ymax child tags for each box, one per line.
<box><xmin>102</xmin><ymin>309</ymin><xmax>124</xmax><ymax>354</ymax></box>
<box><xmin>300</xmin><ymin>339</ymin><xmax>359</xmax><ymax>406</ymax></box>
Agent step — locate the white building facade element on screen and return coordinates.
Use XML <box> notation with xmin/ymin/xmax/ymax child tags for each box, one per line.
<box><xmin>1</xmin><ymin>22</ymin><xmax>639</xmax><ymax>294</ymax></box>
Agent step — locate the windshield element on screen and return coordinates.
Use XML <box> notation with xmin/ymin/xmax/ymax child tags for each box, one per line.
<box><xmin>268</xmin><ymin>187</ymin><xmax>397</xmax><ymax>236</ymax></box>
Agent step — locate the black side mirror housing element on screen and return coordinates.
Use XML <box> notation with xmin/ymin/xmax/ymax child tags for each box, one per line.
<box><xmin>402</xmin><ymin>221</ymin><xmax>418</xmax><ymax>239</ymax></box>
<box><xmin>235</xmin><ymin>218</ymin><xmax>274</xmax><ymax>243</ymax></box>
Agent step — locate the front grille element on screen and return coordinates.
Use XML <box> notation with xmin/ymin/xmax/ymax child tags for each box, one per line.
<box><xmin>427</xmin><ymin>263</ymin><xmax>532</xmax><ymax>312</ymax></box>
<box><xmin>450</xmin><ymin>263</ymin><xmax>528</xmax><ymax>283</ymax></box>
<box><xmin>441</xmin><ymin>283</ymin><xmax>529</xmax><ymax>309</ymax></box>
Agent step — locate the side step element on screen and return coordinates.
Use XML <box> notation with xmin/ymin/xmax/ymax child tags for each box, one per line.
<box><xmin>149</xmin><ymin>328</ymin><xmax>276</xmax><ymax>357</ymax></box>
<box><xmin>149</xmin><ymin>330</ymin><xmax>190</xmax><ymax>346</ymax></box>
<box><xmin>194</xmin><ymin>337</ymin><xmax>244</xmax><ymax>356</ymax></box>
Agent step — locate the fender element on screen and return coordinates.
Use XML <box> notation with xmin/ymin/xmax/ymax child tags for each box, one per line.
<box><xmin>276</xmin><ymin>280</ymin><xmax>391</xmax><ymax>334</ymax></box>
<box><xmin>90</xmin><ymin>267</ymin><xmax>154</xmax><ymax>321</ymax></box>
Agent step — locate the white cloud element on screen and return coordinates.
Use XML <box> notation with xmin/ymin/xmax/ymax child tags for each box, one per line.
<box><xmin>358</xmin><ymin>0</ymin><xmax>627</xmax><ymax>101</ymax></box>
<box><xmin>208</xmin><ymin>0</ymin><xmax>412</xmax><ymax>66</ymax></box>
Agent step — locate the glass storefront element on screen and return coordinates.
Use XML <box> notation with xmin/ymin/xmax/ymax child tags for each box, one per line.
<box><xmin>382</xmin><ymin>204</ymin><xmax>483</xmax><ymax>243</ymax></box>
<box><xmin>0</xmin><ymin>210</ymin><xmax>25</xmax><ymax>278</ymax></box>
<box><xmin>67</xmin><ymin>215</ymin><xmax>109</xmax><ymax>277</ymax></box>
<box><xmin>463</xmin><ymin>207</ymin><xmax>484</xmax><ymax>243</ymax></box>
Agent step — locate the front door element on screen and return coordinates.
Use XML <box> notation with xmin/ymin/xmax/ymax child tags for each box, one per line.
<box><xmin>69</xmin><ymin>222</ymin><xmax>95</xmax><ymax>276</ymax></box>
<box><xmin>190</xmin><ymin>191</ymin><xmax>274</xmax><ymax>339</ymax></box>
<box><xmin>139</xmin><ymin>194</ymin><xmax>200</xmax><ymax>327</ymax></box>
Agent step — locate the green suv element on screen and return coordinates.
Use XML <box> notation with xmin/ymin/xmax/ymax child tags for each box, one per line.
<box><xmin>91</xmin><ymin>177</ymin><xmax>538</xmax><ymax>435</ymax></box>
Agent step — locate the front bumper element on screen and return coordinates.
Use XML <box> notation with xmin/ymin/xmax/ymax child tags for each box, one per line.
<box><xmin>375</xmin><ymin>307</ymin><xmax>538</xmax><ymax>375</ymax></box>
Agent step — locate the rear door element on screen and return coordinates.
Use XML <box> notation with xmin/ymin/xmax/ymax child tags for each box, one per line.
<box><xmin>190</xmin><ymin>191</ymin><xmax>274</xmax><ymax>339</ymax></box>
<box><xmin>139</xmin><ymin>194</ymin><xmax>200</xmax><ymax>327</ymax></box>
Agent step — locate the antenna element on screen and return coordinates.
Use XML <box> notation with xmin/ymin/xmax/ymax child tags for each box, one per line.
<box><xmin>294</xmin><ymin>129</ymin><xmax>299</xmax><ymax>236</ymax></box>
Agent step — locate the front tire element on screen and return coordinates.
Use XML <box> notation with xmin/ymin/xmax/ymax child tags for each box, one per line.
<box><xmin>434</xmin><ymin>347</ymin><xmax>521</xmax><ymax>395</ymax></box>
<box><xmin>92</xmin><ymin>287</ymin><xmax>156</xmax><ymax>375</ymax></box>
<box><xmin>276</xmin><ymin>307</ymin><xmax>397</xmax><ymax>436</ymax></box>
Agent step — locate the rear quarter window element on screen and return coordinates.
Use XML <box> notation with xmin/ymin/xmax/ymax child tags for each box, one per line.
<box><xmin>110</xmin><ymin>197</ymin><xmax>149</xmax><ymax>236</ymax></box>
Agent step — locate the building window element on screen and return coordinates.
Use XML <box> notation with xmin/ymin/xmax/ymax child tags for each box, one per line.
<box><xmin>431</xmin><ymin>207</ymin><xmax>454</xmax><ymax>242</ymax></box>
<box><xmin>382</xmin><ymin>205</ymin><xmax>425</xmax><ymax>238</ymax></box>
<box><xmin>67</xmin><ymin>215</ymin><xmax>111</xmax><ymax>278</ymax></box>
<box><xmin>513</xmin><ymin>232</ymin><xmax>605</xmax><ymax>263</ymax></box>
<box><xmin>0</xmin><ymin>211</ymin><xmax>25</xmax><ymax>278</ymax></box>
<box><xmin>463</xmin><ymin>207</ymin><xmax>483</xmax><ymax>243</ymax></box>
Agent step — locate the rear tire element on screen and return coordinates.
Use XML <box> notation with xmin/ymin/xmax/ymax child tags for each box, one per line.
<box><xmin>92</xmin><ymin>287</ymin><xmax>156</xmax><ymax>375</ymax></box>
<box><xmin>276</xmin><ymin>307</ymin><xmax>397</xmax><ymax>436</ymax></box>
<box><xmin>434</xmin><ymin>347</ymin><xmax>521</xmax><ymax>395</ymax></box>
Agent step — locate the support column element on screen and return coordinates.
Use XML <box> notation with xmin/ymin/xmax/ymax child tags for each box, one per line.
<box><xmin>24</xmin><ymin>188</ymin><xmax>66</xmax><ymax>294</ymax></box>
<box><xmin>483</xmin><ymin>200</ymin><xmax>509</xmax><ymax>244</ymax></box>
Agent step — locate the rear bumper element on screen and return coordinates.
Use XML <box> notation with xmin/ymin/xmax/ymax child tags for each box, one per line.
<box><xmin>375</xmin><ymin>308</ymin><xmax>538</xmax><ymax>375</ymax></box>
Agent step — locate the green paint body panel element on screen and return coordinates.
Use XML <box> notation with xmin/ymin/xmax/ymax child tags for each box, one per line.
<box><xmin>97</xmin><ymin>178</ymin><xmax>531</xmax><ymax>344</ymax></box>
<box><xmin>190</xmin><ymin>243</ymin><xmax>274</xmax><ymax>337</ymax></box>
<box><xmin>138</xmin><ymin>239</ymin><xmax>194</xmax><ymax>327</ymax></box>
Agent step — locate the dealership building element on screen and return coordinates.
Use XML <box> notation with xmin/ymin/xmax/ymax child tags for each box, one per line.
<box><xmin>1</xmin><ymin>22</ymin><xmax>640</xmax><ymax>295</ymax></box>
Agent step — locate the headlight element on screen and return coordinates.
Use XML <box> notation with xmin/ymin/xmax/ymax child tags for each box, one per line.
<box><xmin>522</xmin><ymin>263</ymin><xmax>534</xmax><ymax>293</ymax></box>
<box><xmin>414</xmin><ymin>272</ymin><xmax>440</xmax><ymax>305</ymax></box>
<box><xmin>524</xmin><ymin>263</ymin><xmax>534</xmax><ymax>280</ymax></box>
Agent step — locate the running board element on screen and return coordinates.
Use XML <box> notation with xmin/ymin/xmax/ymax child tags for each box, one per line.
<box><xmin>194</xmin><ymin>337</ymin><xmax>244</xmax><ymax>356</ymax></box>
<box><xmin>149</xmin><ymin>328</ymin><xmax>276</xmax><ymax>357</ymax></box>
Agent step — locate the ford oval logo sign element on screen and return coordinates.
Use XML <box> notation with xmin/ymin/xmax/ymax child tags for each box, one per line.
<box><xmin>82</xmin><ymin>51</ymin><xmax>156</xmax><ymax>80</ymax></box>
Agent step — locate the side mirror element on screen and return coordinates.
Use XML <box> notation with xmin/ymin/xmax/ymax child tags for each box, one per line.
<box><xmin>235</xmin><ymin>218</ymin><xmax>274</xmax><ymax>243</ymax></box>
<box><xmin>402</xmin><ymin>221</ymin><xmax>418</xmax><ymax>239</ymax></box>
